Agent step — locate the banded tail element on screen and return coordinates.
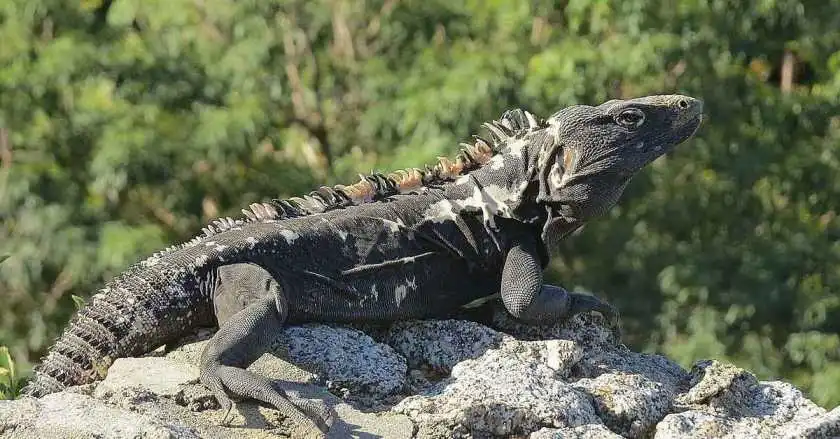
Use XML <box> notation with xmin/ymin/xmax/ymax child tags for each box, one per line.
<box><xmin>23</xmin><ymin>257</ymin><xmax>214</xmax><ymax>396</ymax></box>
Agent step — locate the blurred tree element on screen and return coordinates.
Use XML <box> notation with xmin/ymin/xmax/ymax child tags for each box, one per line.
<box><xmin>1</xmin><ymin>0</ymin><xmax>838</xmax><ymax>406</ymax></box>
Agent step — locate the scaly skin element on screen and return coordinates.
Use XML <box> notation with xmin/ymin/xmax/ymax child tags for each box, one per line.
<box><xmin>23</xmin><ymin>95</ymin><xmax>703</xmax><ymax>435</ymax></box>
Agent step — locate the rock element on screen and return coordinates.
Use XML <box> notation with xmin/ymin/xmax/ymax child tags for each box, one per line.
<box><xmin>393</xmin><ymin>338</ymin><xmax>598</xmax><ymax>437</ymax></box>
<box><xmin>384</xmin><ymin>319</ymin><xmax>506</xmax><ymax>371</ymax></box>
<box><xmin>0</xmin><ymin>392</ymin><xmax>201</xmax><ymax>439</ymax></box>
<box><xmin>654</xmin><ymin>360</ymin><xmax>839</xmax><ymax>439</ymax></box>
<box><xmin>95</xmin><ymin>357</ymin><xmax>200</xmax><ymax>398</ymax></box>
<box><xmin>1</xmin><ymin>325</ymin><xmax>414</xmax><ymax>439</ymax></box>
<box><xmin>570</xmin><ymin>347</ymin><xmax>688</xmax><ymax>437</ymax></box>
<box><xmin>282</xmin><ymin>324</ymin><xmax>408</xmax><ymax>403</ymax></box>
<box><xmin>530</xmin><ymin>424</ymin><xmax>625</xmax><ymax>439</ymax></box>
<box><xmin>2</xmin><ymin>308</ymin><xmax>836</xmax><ymax>439</ymax></box>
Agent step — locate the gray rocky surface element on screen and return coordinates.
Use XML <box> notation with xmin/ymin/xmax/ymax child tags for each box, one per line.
<box><xmin>1</xmin><ymin>305</ymin><xmax>837</xmax><ymax>439</ymax></box>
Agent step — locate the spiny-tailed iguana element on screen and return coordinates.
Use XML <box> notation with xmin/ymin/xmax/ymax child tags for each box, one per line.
<box><xmin>22</xmin><ymin>95</ymin><xmax>703</xmax><ymax>433</ymax></box>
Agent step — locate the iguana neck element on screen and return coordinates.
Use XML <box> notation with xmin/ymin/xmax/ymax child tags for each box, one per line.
<box><xmin>425</xmin><ymin>131</ymin><xmax>549</xmax><ymax>228</ymax></box>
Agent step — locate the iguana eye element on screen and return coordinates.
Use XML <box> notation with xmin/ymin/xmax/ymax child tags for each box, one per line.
<box><xmin>615</xmin><ymin>108</ymin><xmax>645</xmax><ymax>129</ymax></box>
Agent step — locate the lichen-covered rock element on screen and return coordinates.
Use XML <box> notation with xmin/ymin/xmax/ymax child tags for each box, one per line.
<box><xmin>490</xmin><ymin>297</ymin><xmax>619</xmax><ymax>348</ymax></box>
<box><xmin>0</xmin><ymin>392</ymin><xmax>202</xmax><ymax>439</ymax></box>
<box><xmin>574</xmin><ymin>371</ymin><xmax>678</xmax><ymax>437</ymax></box>
<box><xmin>385</xmin><ymin>319</ymin><xmax>505</xmax><ymax>371</ymax></box>
<box><xmin>165</xmin><ymin>325</ymin><xmax>408</xmax><ymax>404</ymax></box>
<box><xmin>2</xmin><ymin>313</ymin><xmax>836</xmax><ymax>439</ymax></box>
<box><xmin>654</xmin><ymin>360</ymin><xmax>838</xmax><ymax>439</ymax></box>
<box><xmin>393</xmin><ymin>338</ymin><xmax>597</xmax><ymax>438</ymax></box>
<box><xmin>282</xmin><ymin>325</ymin><xmax>408</xmax><ymax>402</ymax></box>
<box><xmin>530</xmin><ymin>423</ymin><xmax>625</xmax><ymax>439</ymax></box>
<box><xmin>0</xmin><ymin>333</ymin><xmax>414</xmax><ymax>439</ymax></box>
<box><xmin>775</xmin><ymin>406</ymin><xmax>840</xmax><ymax>439</ymax></box>
<box><xmin>95</xmin><ymin>357</ymin><xmax>200</xmax><ymax>398</ymax></box>
<box><xmin>568</xmin><ymin>348</ymin><xmax>688</xmax><ymax>437</ymax></box>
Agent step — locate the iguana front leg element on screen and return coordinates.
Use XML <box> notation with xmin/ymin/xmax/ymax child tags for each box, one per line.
<box><xmin>200</xmin><ymin>263</ymin><xmax>334</xmax><ymax>434</ymax></box>
<box><xmin>500</xmin><ymin>235</ymin><xmax>621</xmax><ymax>336</ymax></box>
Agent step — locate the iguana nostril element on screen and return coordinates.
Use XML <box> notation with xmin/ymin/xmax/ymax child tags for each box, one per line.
<box><xmin>678</xmin><ymin>99</ymin><xmax>689</xmax><ymax>109</ymax></box>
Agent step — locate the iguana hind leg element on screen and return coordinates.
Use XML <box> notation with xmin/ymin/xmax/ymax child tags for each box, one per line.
<box><xmin>200</xmin><ymin>264</ymin><xmax>334</xmax><ymax>433</ymax></box>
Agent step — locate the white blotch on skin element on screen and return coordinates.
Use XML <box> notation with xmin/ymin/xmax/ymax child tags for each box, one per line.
<box><xmin>405</xmin><ymin>275</ymin><xmax>417</xmax><ymax>290</ymax></box>
<box><xmin>194</xmin><ymin>254</ymin><xmax>209</xmax><ymax>267</ymax></box>
<box><xmin>547</xmin><ymin>119</ymin><xmax>562</xmax><ymax>142</ymax></box>
<box><xmin>370</xmin><ymin>284</ymin><xmax>379</xmax><ymax>301</ymax></box>
<box><xmin>549</xmin><ymin>163</ymin><xmax>563</xmax><ymax>189</ymax></box>
<box><xmin>382</xmin><ymin>218</ymin><xmax>403</xmax><ymax>234</ymax></box>
<box><xmin>505</xmin><ymin>138</ymin><xmax>529</xmax><ymax>156</ymax></box>
<box><xmin>460</xmin><ymin>185</ymin><xmax>514</xmax><ymax>228</ymax></box>
<box><xmin>634</xmin><ymin>141</ymin><xmax>645</xmax><ymax>150</ymax></box>
<box><xmin>423</xmin><ymin>181</ymin><xmax>524</xmax><ymax>229</ymax></box>
<box><xmin>204</xmin><ymin>241</ymin><xmax>216</xmax><ymax>247</ymax></box>
<box><xmin>214</xmin><ymin>244</ymin><xmax>228</xmax><ymax>252</ymax></box>
<box><xmin>489</xmin><ymin>155</ymin><xmax>507</xmax><ymax>170</ymax></box>
<box><xmin>164</xmin><ymin>282</ymin><xmax>190</xmax><ymax>300</ymax></box>
<box><xmin>246</xmin><ymin>236</ymin><xmax>259</xmax><ymax>249</ymax></box>
<box><xmin>320</xmin><ymin>217</ymin><xmax>348</xmax><ymax>240</ymax></box>
<box><xmin>422</xmin><ymin>199</ymin><xmax>459</xmax><ymax>223</ymax></box>
<box><xmin>394</xmin><ymin>284</ymin><xmax>408</xmax><ymax>304</ymax></box>
<box><xmin>279</xmin><ymin>229</ymin><xmax>300</xmax><ymax>243</ymax></box>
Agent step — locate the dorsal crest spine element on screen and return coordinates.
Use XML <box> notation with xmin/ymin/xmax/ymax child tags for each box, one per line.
<box><xmin>161</xmin><ymin>109</ymin><xmax>545</xmax><ymax>253</ymax></box>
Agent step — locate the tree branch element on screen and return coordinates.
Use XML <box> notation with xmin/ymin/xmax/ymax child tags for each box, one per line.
<box><xmin>281</xmin><ymin>14</ymin><xmax>334</xmax><ymax>174</ymax></box>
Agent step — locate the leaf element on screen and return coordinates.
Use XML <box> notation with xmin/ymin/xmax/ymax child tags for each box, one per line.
<box><xmin>0</xmin><ymin>255</ymin><xmax>8</xmax><ymax>264</ymax></box>
<box><xmin>0</xmin><ymin>346</ymin><xmax>14</xmax><ymax>379</ymax></box>
<box><xmin>0</xmin><ymin>346</ymin><xmax>16</xmax><ymax>399</ymax></box>
<box><xmin>71</xmin><ymin>295</ymin><xmax>87</xmax><ymax>310</ymax></box>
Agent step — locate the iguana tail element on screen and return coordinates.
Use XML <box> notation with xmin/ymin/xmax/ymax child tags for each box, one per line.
<box><xmin>22</xmin><ymin>256</ymin><xmax>215</xmax><ymax>397</ymax></box>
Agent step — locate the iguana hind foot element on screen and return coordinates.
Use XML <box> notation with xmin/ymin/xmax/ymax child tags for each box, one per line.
<box><xmin>200</xmin><ymin>276</ymin><xmax>334</xmax><ymax>434</ymax></box>
<box><xmin>202</xmin><ymin>364</ymin><xmax>333</xmax><ymax>432</ymax></box>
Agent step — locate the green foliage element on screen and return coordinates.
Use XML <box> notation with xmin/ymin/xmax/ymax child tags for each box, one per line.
<box><xmin>0</xmin><ymin>346</ymin><xmax>21</xmax><ymax>400</ymax></box>
<box><xmin>1</xmin><ymin>0</ymin><xmax>838</xmax><ymax>407</ymax></box>
<box><xmin>71</xmin><ymin>295</ymin><xmax>87</xmax><ymax>310</ymax></box>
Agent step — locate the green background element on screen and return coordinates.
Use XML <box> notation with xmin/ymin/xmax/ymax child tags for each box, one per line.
<box><xmin>1</xmin><ymin>0</ymin><xmax>838</xmax><ymax>406</ymax></box>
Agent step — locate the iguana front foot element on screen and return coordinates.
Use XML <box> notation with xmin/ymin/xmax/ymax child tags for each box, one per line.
<box><xmin>501</xmin><ymin>235</ymin><xmax>622</xmax><ymax>340</ymax></box>
<box><xmin>572</xmin><ymin>290</ymin><xmax>621</xmax><ymax>338</ymax></box>
<box><xmin>537</xmin><ymin>286</ymin><xmax>622</xmax><ymax>340</ymax></box>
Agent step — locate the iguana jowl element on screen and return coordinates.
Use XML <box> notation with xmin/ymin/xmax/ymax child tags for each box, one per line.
<box><xmin>23</xmin><ymin>95</ymin><xmax>703</xmax><ymax>433</ymax></box>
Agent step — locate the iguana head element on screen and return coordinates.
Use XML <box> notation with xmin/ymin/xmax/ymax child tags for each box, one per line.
<box><xmin>537</xmin><ymin>94</ymin><xmax>703</xmax><ymax>223</ymax></box>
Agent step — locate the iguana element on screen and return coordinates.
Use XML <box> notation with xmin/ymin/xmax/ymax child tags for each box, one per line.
<box><xmin>22</xmin><ymin>94</ymin><xmax>703</xmax><ymax>433</ymax></box>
